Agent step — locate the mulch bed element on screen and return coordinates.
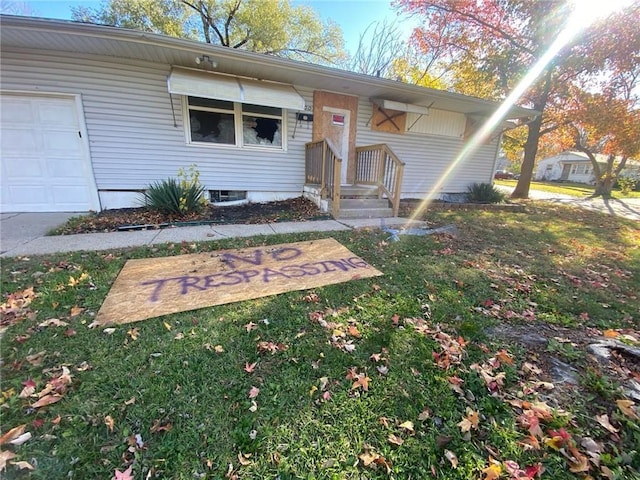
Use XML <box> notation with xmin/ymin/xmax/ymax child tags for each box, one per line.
<box><xmin>54</xmin><ymin>197</ymin><xmax>329</xmax><ymax>234</ymax></box>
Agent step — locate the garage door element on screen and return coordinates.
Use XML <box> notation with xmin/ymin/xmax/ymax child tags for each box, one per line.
<box><xmin>1</xmin><ymin>93</ymin><xmax>99</xmax><ymax>212</ymax></box>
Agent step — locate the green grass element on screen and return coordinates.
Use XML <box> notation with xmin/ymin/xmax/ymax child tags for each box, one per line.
<box><xmin>494</xmin><ymin>179</ymin><xmax>640</xmax><ymax>198</ymax></box>
<box><xmin>1</xmin><ymin>204</ymin><xmax>639</xmax><ymax>479</ymax></box>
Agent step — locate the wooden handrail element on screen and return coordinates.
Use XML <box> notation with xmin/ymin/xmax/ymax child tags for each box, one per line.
<box><xmin>355</xmin><ymin>144</ymin><xmax>405</xmax><ymax>217</ymax></box>
<box><xmin>305</xmin><ymin>139</ymin><xmax>342</xmax><ymax>217</ymax></box>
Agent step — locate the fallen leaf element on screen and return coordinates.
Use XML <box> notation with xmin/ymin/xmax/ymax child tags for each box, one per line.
<box><xmin>248</xmin><ymin>386</ymin><xmax>260</xmax><ymax>399</ymax></box>
<box><xmin>163</xmin><ymin>321</ymin><xmax>172</xmax><ymax>331</ymax></box>
<box><xmin>127</xmin><ymin>328</ymin><xmax>139</xmax><ymax>340</ymax></box>
<box><xmin>32</xmin><ymin>394</ymin><xmax>63</xmax><ymax>409</ymax></box>
<box><xmin>10</xmin><ymin>460</ymin><xmax>35</xmax><ymax>471</ymax></box>
<box><xmin>322</xmin><ymin>391</ymin><xmax>331</xmax><ymax>401</ymax></box>
<box><xmin>348</xmin><ymin>325</ymin><xmax>361</xmax><ymax>338</ymax></box>
<box><xmin>69</xmin><ymin>305</ymin><xmax>84</xmax><ymax>317</ymax></box>
<box><xmin>237</xmin><ymin>452</ymin><xmax>252</xmax><ymax>466</ymax></box>
<box><xmin>8</xmin><ymin>432</ymin><xmax>32</xmax><ymax>446</ymax></box>
<box><xmin>25</xmin><ymin>351</ymin><xmax>46</xmax><ymax>366</ymax></box>
<box><xmin>387</xmin><ymin>434</ymin><xmax>404</xmax><ymax>446</ymax></box>
<box><xmin>568</xmin><ymin>447</ymin><xmax>590</xmax><ymax>473</ymax></box>
<box><xmin>0</xmin><ymin>424</ymin><xmax>27</xmax><ymax>445</ymax></box>
<box><xmin>38</xmin><ymin>318</ymin><xmax>68</xmax><ymax>328</ymax></box>
<box><xmin>112</xmin><ymin>465</ymin><xmax>134</xmax><ymax>480</ymax></box>
<box><xmin>351</xmin><ymin>374</ymin><xmax>370</xmax><ymax>391</ymax></box>
<box><xmin>495</xmin><ymin>349</ymin><xmax>514</xmax><ymax>365</ymax></box>
<box><xmin>105</xmin><ymin>415</ymin><xmax>114</xmax><ymax>433</ymax></box>
<box><xmin>457</xmin><ymin>408</ymin><xmax>479</xmax><ymax>433</ymax></box>
<box><xmin>245</xmin><ymin>322</ymin><xmax>258</xmax><ymax>332</ymax></box>
<box><xmin>103</xmin><ymin>328</ymin><xmax>116</xmax><ymax>335</ymax></box>
<box><xmin>249</xmin><ymin>400</ymin><xmax>258</xmax><ymax>412</ymax></box>
<box><xmin>376</xmin><ymin>365</ymin><xmax>389</xmax><ymax>375</ymax></box>
<box><xmin>595</xmin><ymin>414</ymin><xmax>619</xmax><ymax>434</ymax></box>
<box><xmin>616</xmin><ymin>399</ymin><xmax>638</xmax><ymax>419</ymax></box>
<box><xmin>444</xmin><ymin>449</ymin><xmax>458</xmax><ymax>468</ymax></box>
<box><xmin>244</xmin><ymin>362</ymin><xmax>257</xmax><ymax>373</ymax></box>
<box><xmin>150</xmin><ymin>419</ymin><xmax>172</xmax><ymax>433</ymax></box>
<box><xmin>482</xmin><ymin>463</ymin><xmax>501</xmax><ymax>480</ymax></box>
<box><xmin>0</xmin><ymin>451</ymin><xmax>17</xmax><ymax>472</ymax></box>
<box><xmin>358</xmin><ymin>450</ymin><xmax>379</xmax><ymax>467</ymax></box>
<box><xmin>214</xmin><ymin>345</ymin><xmax>224</xmax><ymax>353</ymax></box>
<box><xmin>603</xmin><ymin>329</ymin><xmax>620</xmax><ymax>338</ymax></box>
<box><xmin>124</xmin><ymin>397</ymin><xmax>136</xmax><ymax>406</ymax></box>
<box><xmin>399</xmin><ymin>420</ymin><xmax>415</xmax><ymax>434</ymax></box>
<box><xmin>418</xmin><ymin>409</ymin><xmax>431</xmax><ymax>421</ymax></box>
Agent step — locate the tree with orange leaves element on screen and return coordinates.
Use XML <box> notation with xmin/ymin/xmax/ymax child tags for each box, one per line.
<box><xmin>394</xmin><ymin>0</ymin><xmax>640</xmax><ymax>198</ymax></box>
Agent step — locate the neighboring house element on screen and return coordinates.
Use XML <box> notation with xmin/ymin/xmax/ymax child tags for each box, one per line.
<box><xmin>0</xmin><ymin>15</ymin><xmax>534</xmax><ymax>216</ymax></box>
<box><xmin>535</xmin><ymin>151</ymin><xmax>640</xmax><ymax>185</ymax></box>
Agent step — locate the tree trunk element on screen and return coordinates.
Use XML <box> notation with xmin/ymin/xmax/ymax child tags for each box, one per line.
<box><xmin>511</xmin><ymin>68</ymin><xmax>554</xmax><ymax>199</ymax></box>
<box><xmin>511</xmin><ymin>115</ymin><xmax>542</xmax><ymax>198</ymax></box>
<box><xmin>593</xmin><ymin>177</ymin><xmax>615</xmax><ymax>198</ymax></box>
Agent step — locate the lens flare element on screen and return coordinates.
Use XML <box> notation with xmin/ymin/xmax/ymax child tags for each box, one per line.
<box><xmin>405</xmin><ymin>0</ymin><xmax>632</xmax><ymax>225</ymax></box>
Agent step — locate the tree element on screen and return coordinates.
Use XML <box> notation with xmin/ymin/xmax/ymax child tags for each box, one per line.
<box><xmin>395</xmin><ymin>0</ymin><xmax>640</xmax><ymax>198</ymax></box>
<box><xmin>550</xmin><ymin>89</ymin><xmax>640</xmax><ymax>197</ymax></box>
<box><xmin>72</xmin><ymin>0</ymin><xmax>346</xmax><ymax>65</ymax></box>
<box><xmin>348</xmin><ymin>18</ymin><xmax>446</xmax><ymax>89</ymax></box>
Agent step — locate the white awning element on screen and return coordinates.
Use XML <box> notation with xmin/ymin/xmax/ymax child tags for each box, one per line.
<box><xmin>372</xmin><ymin>98</ymin><xmax>430</xmax><ymax>115</ymax></box>
<box><xmin>168</xmin><ymin>68</ymin><xmax>305</xmax><ymax>110</ymax></box>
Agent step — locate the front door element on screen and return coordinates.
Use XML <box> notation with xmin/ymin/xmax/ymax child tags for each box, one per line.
<box><xmin>312</xmin><ymin>91</ymin><xmax>358</xmax><ymax>185</ymax></box>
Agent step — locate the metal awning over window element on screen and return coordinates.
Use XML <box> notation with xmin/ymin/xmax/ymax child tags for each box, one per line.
<box><xmin>371</xmin><ymin>98</ymin><xmax>430</xmax><ymax>115</ymax></box>
<box><xmin>168</xmin><ymin>68</ymin><xmax>305</xmax><ymax>111</ymax></box>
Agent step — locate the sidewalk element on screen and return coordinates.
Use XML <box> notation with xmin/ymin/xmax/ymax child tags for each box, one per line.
<box><xmin>0</xmin><ymin>215</ymin><xmax>426</xmax><ymax>258</ymax></box>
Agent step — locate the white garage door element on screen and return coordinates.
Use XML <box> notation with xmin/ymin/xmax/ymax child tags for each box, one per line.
<box><xmin>1</xmin><ymin>93</ymin><xmax>99</xmax><ymax>212</ymax></box>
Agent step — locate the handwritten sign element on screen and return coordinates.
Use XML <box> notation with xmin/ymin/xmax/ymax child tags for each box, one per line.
<box><xmin>95</xmin><ymin>238</ymin><xmax>383</xmax><ymax>325</ymax></box>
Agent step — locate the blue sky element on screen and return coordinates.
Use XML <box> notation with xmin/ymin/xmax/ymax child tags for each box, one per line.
<box><xmin>14</xmin><ymin>0</ymin><xmax>417</xmax><ymax>55</ymax></box>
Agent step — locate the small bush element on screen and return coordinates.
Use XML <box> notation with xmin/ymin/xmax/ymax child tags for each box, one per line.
<box><xmin>142</xmin><ymin>165</ymin><xmax>207</xmax><ymax>215</ymax></box>
<box><xmin>466</xmin><ymin>182</ymin><xmax>506</xmax><ymax>203</ymax></box>
<box><xmin>615</xmin><ymin>176</ymin><xmax>637</xmax><ymax>195</ymax></box>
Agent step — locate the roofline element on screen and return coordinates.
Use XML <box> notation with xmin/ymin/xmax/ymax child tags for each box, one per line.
<box><xmin>0</xmin><ymin>14</ymin><xmax>537</xmax><ymax>119</ymax></box>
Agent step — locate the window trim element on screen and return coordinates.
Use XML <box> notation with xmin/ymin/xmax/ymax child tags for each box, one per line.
<box><xmin>183</xmin><ymin>96</ymin><xmax>287</xmax><ymax>151</ymax></box>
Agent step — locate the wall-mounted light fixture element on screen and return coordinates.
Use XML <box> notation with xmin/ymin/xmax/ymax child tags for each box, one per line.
<box><xmin>195</xmin><ymin>55</ymin><xmax>217</xmax><ymax>68</ymax></box>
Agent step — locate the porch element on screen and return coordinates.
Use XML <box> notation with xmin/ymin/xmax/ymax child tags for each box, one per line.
<box><xmin>304</xmin><ymin>141</ymin><xmax>405</xmax><ymax>219</ymax></box>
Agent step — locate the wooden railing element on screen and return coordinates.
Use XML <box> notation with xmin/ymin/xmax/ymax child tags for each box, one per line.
<box><xmin>305</xmin><ymin>139</ymin><xmax>342</xmax><ymax>218</ymax></box>
<box><xmin>355</xmin><ymin>144</ymin><xmax>405</xmax><ymax>216</ymax></box>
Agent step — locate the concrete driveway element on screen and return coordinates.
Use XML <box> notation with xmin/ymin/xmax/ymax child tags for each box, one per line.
<box><xmin>0</xmin><ymin>212</ymin><xmax>85</xmax><ymax>255</ymax></box>
<box><xmin>496</xmin><ymin>186</ymin><xmax>640</xmax><ymax>221</ymax></box>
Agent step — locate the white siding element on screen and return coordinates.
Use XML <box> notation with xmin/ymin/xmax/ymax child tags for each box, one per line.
<box><xmin>356</xmin><ymin>100</ymin><xmax>498</xmax><ymax>197</ymax></box>
<box><xmin>0</xmin><ymin>48</ymin><xmax>314</xmax><ymax>201</ymax></box>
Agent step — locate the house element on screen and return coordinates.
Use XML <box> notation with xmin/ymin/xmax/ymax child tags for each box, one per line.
<box><xmin>0</xmin><ymin>15</ymin><xmax>535</xmax><ymax>217</ymax></box>
<box><xmin>535</xmin><ymin>151</ymin><xmax>640</xmax><ymax>185</ymax></box>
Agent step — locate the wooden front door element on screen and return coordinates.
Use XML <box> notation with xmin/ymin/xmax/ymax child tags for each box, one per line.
<box><xmin>312</xmin><ymin>91</ymin><xmax>358</xmax><ymax>184</ymax></box>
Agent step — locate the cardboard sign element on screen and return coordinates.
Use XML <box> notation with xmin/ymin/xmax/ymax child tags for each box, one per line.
<box><xmin>95</xmin><ymin>238</ymin><xmax>383</xmax><ymax>325</ymax></box>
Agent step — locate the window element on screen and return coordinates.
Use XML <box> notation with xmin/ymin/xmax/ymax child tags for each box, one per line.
<box><xmin>187</xmin><ymin>97</ymin><xmax>283</xmax><ymax>148</ymax></box>
<box><xmin>210</xmin><ymin>190</ymin><xmax>247</xmax><ymax>203</ymax></box>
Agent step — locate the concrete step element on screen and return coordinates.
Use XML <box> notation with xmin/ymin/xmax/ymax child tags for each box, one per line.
<box><xmin>340</xmin><ymin>198</ymin><xmax>390</xmax><ymax>209</ymax></box>
<box><xmin>337</xmin><ymin>207</ymin><xmax>394</xmax><ymax>219</ymax></box>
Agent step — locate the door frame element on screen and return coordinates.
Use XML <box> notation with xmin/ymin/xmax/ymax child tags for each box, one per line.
<box><xmin>322</xmin><ymin>106</ymin><xmax>351</xmax><ymax>184</ymax></box>
<box><xmin>312</xmin><ymin>91</ymin><xmax>359</xmax><ymax>185</ymax></box>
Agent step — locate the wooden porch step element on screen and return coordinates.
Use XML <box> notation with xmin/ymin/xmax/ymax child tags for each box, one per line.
<box><xmin>340</xmin><ymin>185</ymin><xmax>379</xmax><ymax>198</ymax></box>
<box><xmin>337</xmin><ymin>207</ymin><xmax>394</xmax><ymax>219</ymax></box>
<box><xmin>340</xmin><ymin>198</ymin><xmax>390</xmax><ymax>209</ymax></box>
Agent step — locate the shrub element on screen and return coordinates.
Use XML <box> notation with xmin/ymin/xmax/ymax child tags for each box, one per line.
<box><xmin>615</xmin><ymin>176</ymin><xmax>637</xmax><ymax>195</ymax></box>
<box><xmin>142</xmin><ymin>165</ymin><xmax>207</xmax><ymax>215</ymax></box>
<box><xmin>466</xmin><ymin>182</ymin><xmax>506</xmax><ymax>204</ymax></box>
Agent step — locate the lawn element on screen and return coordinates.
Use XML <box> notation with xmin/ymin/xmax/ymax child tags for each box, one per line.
<box><xmin>1</xmin><ymin>204</ymin><xmax>639</xmax><ymax>479</ymax></box>
<box><xmin>494</xmin><ymin>179</ymin><xmax>640</xmax><ymax>199</ymax></box>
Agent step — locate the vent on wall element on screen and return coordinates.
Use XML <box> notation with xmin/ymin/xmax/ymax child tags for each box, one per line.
<box><xmin>209</xmin><ymin>190</ymin><xmax>247</xmax><ymax>203</ymax></box>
